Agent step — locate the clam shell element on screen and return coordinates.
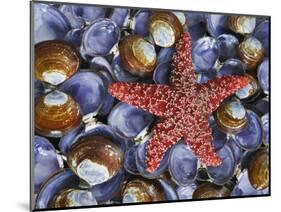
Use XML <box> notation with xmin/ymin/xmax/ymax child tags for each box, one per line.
<box><xmin>35</xmin><ymin>90</ymin><xmax>82</xmax><ymax>137</ymax></box>
<box><xmin>228</xmin><ymin>16</ymin><xmax>256</xmax><ymax>34</ymax></box>
<box><xmin>205</xmin><ymin>14</ymin><xmax>230</xmax><ymax>37</ymax></box>
<box><xmin>176</xmin><ymin>183</ymin><xmax>197</xmax><ymax>200</ymax></box>
<box><xmin>261</xmin><ymin>113</ymin><xmax>269</xmax><ymax>146</ymax></box>
<box><xmin>254</xmin><ymin>20</ymin><xmax>269</xmax><ymax>57</ymax></box>
<box><xmin>148</xmin><ymin>11</ymin><xmax>183</xmax><ymax>47</ymax></box>
<box><xmin>35</xmin><ymin>40</ymin><xmax>80</xmax><ymax>85</ymax></box>
<box><xmin>119</xmin><ymin>35</ymin><xmax>157</xmax><ymax>77</ymax></box>
<box><xmin>217</xmin><ymin>58</ymin><xmax>245</xmax><ymax>77</ymax></box>
<box><xmin>257</xmin><ymin>58</ymin><xmax>269</xmax><ymax>95</ymax></box>
<box><xmin>236</xmin><ymin>74</ymin><xmax>260</xmax><ymax>101</ymax></box>
<box><xmin>153</xmin><ymin>61</ymin><xmax>172</xmax><ymax>85</ymax></box>
<box><xmin>238</xmin><ymin>36</ymin><xmax>264</xmax><ymax>71</ymax></box>
<box><xmin>192</xmin><ymin>182</ymin><xmax>231</xmax><ymax>199</ymax></box>
<box><xmin>248</xmin><ymin>148</ymin><xmax>269</xmax><ymax>190</ymax></box>
<box><xmin>217</xmin><ymin>34</ymin><xmax>239</xmax><ymax>60</ymax></box>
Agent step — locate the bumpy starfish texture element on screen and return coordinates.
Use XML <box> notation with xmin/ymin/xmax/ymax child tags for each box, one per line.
<box><xmin>108</xmin><ymin>32</ymin><xmax>248</xmax><ymax>172</ymax></box>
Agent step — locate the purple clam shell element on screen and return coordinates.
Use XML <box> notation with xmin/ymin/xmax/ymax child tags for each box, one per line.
<box><xmin>91</xmin><ymin>169</ymin><xmax>126</xmax><ymax>203</ymax></box>
<box><xmin>176</xmin><ymin>183</ymin><xmax>197</xmax><ymax>200</ymax></box>
<box><xmin>168</xmin><ymin>142</ymin><xmax>198</xmax><ymax>186</ymax></box>
<box><xmin>124</xmin><ymin>145</ymin><xmax>139</xmax><ymax>175</ymax></box>
<box><xmin>261</xmin><ymin>113</ymin><xmax>269</xmax><ymax>145</ymax></box>
<box><xmin>185</xmin><ymin>12</ymin><xmax>206</xmax><ymax>42</ymax></box>
<box><xmin>153</xmin><ymin>61</ymin><xmax>172</xmax><ymax>85</ymax></box>
<box><xmin>227</xmin><ymin>137</ymin><xmax>243</xmax><ymax>164</ymax></box>
<box><xmin>211</xmin><ymin>125</ymin><xmax>227</xmax><ymax>151</ymax></box>
<box><xmin>253</xmin><ymin>97</ymin><xmax>269</xmax><ymax>115</ymax></box>
<box><xmin>34</xmin><ymin>80</ymin><xmax>45</xmax><ymax>101</ymax></box>
<box><xmin>205</xmin><ymin>14</ymin><xmax>230</xmax><ymax>37</ymax></box>
<box><xmin>34</xmin><ymin>136</ymin><xmax>61</xmax><ymax>194</ymax></box>
<box><xmin>196</xmin><ymin>69</ymin><xmax>217</xmax><ymax>84</ymax></box>
<box><xmin>109</xmin><ymin>8</ymin><xmax>129</xmax><ymax>28</ymax></box>
<box><xmin>217</xmin><ymin>58</ymin><xmax>245</xmax><ymax>77</ymax></box>
<box><xmin>64</xmin><ymin>28</ymin><xmax>84</xmax><ymax>48</ymax></box>
<box><xmin>191</xmin><ymin>36</ymin><xmax>220</xmax><ymax>72</ymax></box>
<box><xmin>135</xmin><ymin>140</ymin><xmax>170</xmax><ymax>179</ymax></box>
<box><xmin>233</xmin><ymin>110</ymin><xmax>263</xmax><ymax>151</ymax></box>
<box><xmin>111</xmin><ymin>55</ymin><xmax>139</xmax><ymax>82</ymax></box>
<box><xmin>157</xmin><ymin>47</ymin><xmax>175</xmax><ymax>65</ymax></box>
<box><xmin>217</xmin><ymin>34</ymin><xmax>239</xmax><ymax>60</ymax></box>
<box><xmin>108</xmin><ymin>102</ymin><xmax>154</xmax><ymax>139</ymax></box>
<box><xmin>254</xmin><ymin>20</ymin><xmax>269</xmax><ymax>57</ymax></box>
<box><xmin>36</xmin><ymin>169</ymin><xmax>80</xmax><ymax>209</ymax></box>
<box><xmin>132</xmin><ymin>10</ymin><xmax>150</xmax><ymax>37</ymax></box>
<box><xmin>158</xmin><ymin>179</ymin><xmax>178</xmax><ymax>200</ymax></box>
<box><xmin>257</xmin><ymin>58</ymin><xmax>269</xmax><ymax>94</ymax></box>
<box><xmin>206</xmin><ymin>144</ymin><xmax>235</xmax><ymax>185</ymax></box>
<box><xmin>34</xmin><ymin>4</ymin><xmax>71</xmax><ymax>44</ymax></box>
<box><xmin>82</xmin><ymin>18</ymin><xmax>120</xmax><ymax>56</ymax></box>
<box><xmin>60</xmin><ymin>5</ymin><xmax>106</xmax><ymax>29</ymax></box>
<box><xmin>231</xmin><ymin>170</ymin><xmax>269</xmax><ymax>197</ymax></box>
<box><xmin>60</xmin><ymin>71</ymin><xmax>106</xmax><ymax>115</ymax></box>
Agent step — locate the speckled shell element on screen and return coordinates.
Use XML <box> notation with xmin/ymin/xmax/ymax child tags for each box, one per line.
<box><xmin>228</xmin><ymin>16</ymin><xmax>256</xmax><ymax>34</ymax></box>
<box><xmin>67</xmin><ymin>134</ymin><xmax>123</xmax><ymax>186</ymax></box>
<box><xmin>35</xmin><ymin>40</ymin><xmax>80</xmax><ymax>85</ymax></box>
<box><xmin>238</xmin><ymin>36</ymin><xmax>264</xmax><ymax>71</ymax></box>
<box><xmin>215</xmin><ymin>99</ymin><xmax>248</xmax><ymax>134</ymax></box>
<box><xmin>148</xmin><ymin>11</ymin><xmax>183</xmax><ymax>47</ymax></box>
<box><xmin>248</xmin><ymin>149</ymin><xmax>269</xmax><ymax>190</ymax></box>
<box><xmin>35</xmin><ymin>91</ymin><xmax>82</xmax><ymax>137</ymax></box>
<box><xmin>122</xmin><ymin>178</ymin><xmax>165</xmax><ymax>203</ymax></box>
<box><xmin>119</xmin><ymin>35</ymin><xmax>157</xmax><ymax>77</ymax></box>
<box><xmin>192</xmin><ymin>183</ymin><xmax>231</xmax><ymax>199</ymax></box>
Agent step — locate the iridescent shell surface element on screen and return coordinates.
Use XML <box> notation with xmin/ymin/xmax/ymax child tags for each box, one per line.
<box><xmin>192</xmin><ymin>183</ymin><xmax>231</xmax><ymax>199</ymax></box>
<box><xmin>35</xmin><ymin>91</ymin><xmax>82</xmax><ymax>137</ymax></box>
<box><xmin>35</xmin><ymin>40</ymin><xmax>80</xmax><ymax>85</ymax></box>
<box><xmin>67</xmin><ymin>134</ymin><xmax>123</xmax><ymax>186</ymax></box>
<box><xmin>119</xmin><ymin>35</ymin><xmax>157</xmax><ymax>77</ymax></box>
<box><xmin>228</xmin><ymin>16</ymin><xmax>256</xmax><ymax>34</ymax></box>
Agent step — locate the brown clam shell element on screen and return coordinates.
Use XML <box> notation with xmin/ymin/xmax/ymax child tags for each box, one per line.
<box><xmin>228</xmin><ymin>16</ymin><xmax>256</xmax><ymax>34</ymax></box>
<box><xmin>148</xmin><ymin>11</ymin><xmax>183</xmax><ymax>47</ymax></box>
<box><xmin>248</xmin><ymin>148</ymin><xmax>269</xmax><ymax>190</ymax></box>
<box><xmin>67</xmin><ymin>135</ymin><xmax>123</xmax><ymax>186</ymax></box>
<box><xmin>119</xmin><ymin>35</ymin><xmax>157</xmax><ymax>77</ymax></box>
<box><xmin>35</xmin><ymin>40</ymin><xmax>80</xmax><ymax>85</ymax></box>
<box><xmin>192</xmin><ymin>182</ymin><xmax>231</xmax><ymax>199</ymax></box>
<box><xmin>238</xmin><ymin>36</ymin><xmax>264</xmax><ymax>71</ymax></box>
<box><xmin>35</xmin><ymin>91</ymin><xmax>82</xmax><ymax>137</ymax></box>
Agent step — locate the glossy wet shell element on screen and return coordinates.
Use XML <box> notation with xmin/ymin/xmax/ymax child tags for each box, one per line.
<box><xmin>35</xmin><ymin>40</ymin><xmax>80</xmax><ymax>85</ymax></box>
<box><xmin>236</xmin><ymin>74</ymin><xmax>259</xmax><ymax>101</ymax></box>
<box><xmin>67</xmin><ymin>135</ymin><xmax>123</xmax><ymax>186</ymax></box>
<box><xmin>148</xmin><ymin>12</ymin><xmax>183</xmax><ymax>47</ymax></box>
<box><xmin>228</xmin><ymin>16</ymin><xmax>256</xmax><ymax>34</ymax></box>
<box><xmin>35</xmin><ymin>91</ymin><xmax>82</xmax><ymax>137</ymax></box>
<box><xmin>119</xmin><ymin>35</ymin><xmax>157</xmax><ymax>77</ymax></box>
<box><xmin>248</xmin><ymin>149</ymin><xmax>269</xmax><ymax>190</ymax></box>
<box><xmin>192</xmin><ymin>183</ymin><xmax>231</xmax><ymax>199</ymax></box>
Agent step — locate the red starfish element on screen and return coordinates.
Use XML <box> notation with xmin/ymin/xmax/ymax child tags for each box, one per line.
<box><xmin>108</xmin><ymin>32</ymin><xmax>248</xmax><ymax>172</ymax></box>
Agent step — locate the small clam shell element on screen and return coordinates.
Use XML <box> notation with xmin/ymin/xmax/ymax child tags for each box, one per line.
<box><xmin>148</xmin><ymin>11</ymin><xmax>183</xmax><ymax>47</ymax></box>
<box><xmin>168</xmin><ymin>142</ymin><xmax>198</xmax><ymax>186</ymax></box>
<box><xmin>156</xmin><ymin>47</ymin><xmax>175</xmax><ymax>64</ymax></box>
<box><xmin>253</xmin><ymin>96</ymin><xmax>269</xmax><ymax>116</ymax></box>
<box><xmin>205</xmin><ymin>14</ymin><xmax>230</xmax><ymax>37</ymax></box>
<box><xmin>233</xmin><ymin>110</ymin><xmax>263</xmax><ymax>151</ymax></box>
<box><xmin>191</xmin><ymin>36</ymin><xmax>220</xmax><ymax>72</ymax></box>
<box><xmin>35</xmin><ymin>169</ymin><xmax>80</xmax><ymax>209</ymax></box>
<box><xmin>192</xmin><ymin>182</ymin><xmax>231</xmax><ymax>199</ymax></box>
<box><xmin>34</xmin><ymin>136</ymin><xmax>61</xmax><ymax>194</ymax></box>
<box><xmin>34</xmin><ymin>4</ymin><xmax>70</xmax><ymax>44</ymax></box>
<box><xmin>185</xmin><ymin>12</ymin><xmax>206</xmax><ymax>42</ymax></box>
<box><xmin>236</xmin><ymin>74</ymin><xmax>260</xmax><ymax>101</ymax></box>
<box><xmin>257</xmin><ymin>58</ymin><xmax>269</xmax><ymax>95</ymax></box>
<box><xmin>109</xmin><ymin>8</ymin><xmax>130</xmax><ymax>28</ymax></box>
<box><xmin>122</xmin><ymin>178</ymin><xmax>165</xmax><ymax>203</ymax></box>
<box><xmin>131</xmin><ymin>10</ymin><xmax>150</xmax><ymax>37</ymax></box>
<box><xmin>217</xmin><ymin>34</ymin><xmax>239</xmax><ymax>60</ymax></box>
<box><xmin>248</xmin><ymin>148</ymin><xmax>269</xmax><ymax>190</ymax></box>
<box><xmin>206</xmin><ymin>144</ymin><xmax>235</xmax><ymax>185</ymax></box>
<box><xmin>217</xmin><ymin>58</ymin><xmax>245</xmax><ymax>77</ymax></box>
<box><xmin>67</xmin><ymin>134</ymin><xmax>123</xmax><ymax>186</ymax></box>
<box><xmin>228</xmin><ymin>16</ymin><xmax>256</xmax><ymax>34</ymax></box>
<box><xmin>215</xmin><ymin>99</ymin><xmax>248</xmax><ymax>134</ymax></box>
<box><xmin>261</xmin><ymin>113</ymin><xmax>269</xmax><ymax>146</ymax></box>
<box><xmin>176</xmin><ymin>183</ymin><xmax>197</xmax><ymax>200</ymax></box>
<box><xmin>64</xmin><ymin>28</ymin><xmax>84</xmax><ymax>49</ymax></box>
<box><xmin>153</xmin><ymin>61</ymin><xmax>172</xmax><ymax>85</ymax></box>
<box><xmin>35</xmin><ymin>40</ymin><xmax>80</xmax><ymax>85</ymax></box>
<box><xmin>211</xmin><ymin>125</ymin><xmax>227</xmax><ymax>151</ymax></box>
<box><xmin>51</xmin><ymin>188</ymin><xmax>97</xmax><ymax>208</ymax></box>
<box><xmin>227</xmin><ymin>138</ymin><xmax>243</xmax><ymax>165</ymax></box>
<box><xmin>231</xmin><ymin>170</ymin><xmax>269</xmax><ymax>197</ymax></box>
<box><xmin>35</xmin><ymin>90</ymin><xmax>82</xmax><ymax>137</ymax></box>
<box><xmin>119</xmin><ymin>35</ymin><xmax>157</xmax><ymax>77</ymax></box>
<box><xmin>124</xmin><ymin>145</ymin><xmax>139</xmax><ymax>175</ymax></box>
<box><xmin>254</xmin><ymin>20</ymin><xmax>269</xmax><ymax>57</ymax></box>
<box><xmin>238</xmin><ymin>36</ymin><xmax>264</xmax><ymax>71</ymax></box>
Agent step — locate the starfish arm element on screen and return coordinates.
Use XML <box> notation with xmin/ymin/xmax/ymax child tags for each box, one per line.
<box><xmin>108</xmin><ymin>82</ymin><xmax>174</xmax><ymax>117</ymax></box>
<box><xmin>183</xmin><ymin>118</ymin><xmax>222</xmax><ymax>166</ymax></box>
<box><xmin>146</xmin><ymin>117</ymin><xmax>185</xmax><ymax>172</ymax></box>
<box><xmin>199</xmin><ymin>75</ymin><xmax>249</xmax><ymax>113</ymax></box>
<box><xmin>170</xmin><ymin>32</ymin><xmax>196</xmax><ymax>89</ymax></box>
